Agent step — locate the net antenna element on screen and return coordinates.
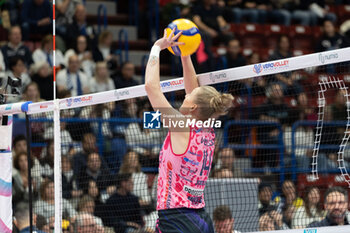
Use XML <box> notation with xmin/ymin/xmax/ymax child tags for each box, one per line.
<box><xmin>312</xmin><ymin>76</ymin><xmax>350</xmax><ymax>187</ymax></box>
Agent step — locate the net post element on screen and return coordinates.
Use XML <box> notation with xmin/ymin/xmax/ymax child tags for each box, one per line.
<box><xmin>25</xmin><ymin>114</ymin><xmax>33</xmax><ymax>233</ymax></box>
<box><xmin>53</xmin><ymin>99</ymin><xmax>62</xmax><ymax>233</ymax></box>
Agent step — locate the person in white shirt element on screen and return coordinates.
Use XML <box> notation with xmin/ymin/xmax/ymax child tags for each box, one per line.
<box><xmin>89</xmin><ymin>61</ymin><xmax>115</xmax><ymax>93</ymax></box>
<box><xmin>32</xmin><ymin>35</ymin><xmax>64</xmax><ymax>68</ymax></box>
<box><xmin>57</xmin><ymin>54</ymin><xmax>90</xmax><ymax>96</ymax></box>
<box><xmin>213</xmin><ymin>205</ymin><xmax>241</xmax><ymax>233</ymax></box>
<box><xmin>292</xmin><ymin>187</ymin><xmax>325</xmax><ymax>229</ymax></box>
<box><xmin>64</xmin><ymin>35</ymin><xmax>95</xmax><ymax>78</ymax></box>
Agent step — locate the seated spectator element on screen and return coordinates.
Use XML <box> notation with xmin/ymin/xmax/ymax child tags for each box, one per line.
<box><xmin>21</xmin><ymin>0</ymin><xmax>52</xmax><ymax>40</ymax></box>
<box><xmin>22</xmin><ymin>82</ymin><xmax>44</xmax><ymax>103</ymax></box>
<box><xmin>259</xmin><ymin>210</ymin><xmax>289</xmax><ymax>231</ymax></box>
<box><xmin>34</xmin><ymin>179</ymin><xmax>77</xmax><ymax>222</ymax></box>
<box><xmin>231</xmin><ymin>1</ymin><xmax>268</xmax><ymax>24</ymax></box>
<box><xmin>66</xmin><ymin>4</ymin><xmax>96</xmax><ymax>49</ymax></box>
<box><xmin>161</xmin><ymin>0</ymin><xmax>191</xmax><ymax>23</ymax></box>
<box><xmin>61</xmin><ymin>155</ymin><xmax>83</xmax><ymax>200</ymax></box>
<box><xmin>224</xmin><ymin>39</ymin><xmax>246</xmax><ymax>69</ymax></box>
<box><xmin>104</xmin><ymin>173</ymin><xmax>144</xmax><ymax>233</ymax></box>
<box><xmin>192</xmin><ymin>0</ymin><xmax>232</xmax><ymax>47</ymax></box>
<box><xmin>73</xmin><ymin>133</ymin><xmax>99</xmax><ymax>175</ymax></box>
<box><xmin>56</xmin><ymin>0</ymin><xmax>83</xmax><ymax>37</ymax></box>
<box><xmin>1</xmin><ymin>26</ymin><xmax>33</xmax><ymax>69</ymax></box>
<box><xmin>113</xmin><ymin>61</ymin><xmax>139</xmax><ymax>89</ymax></box>
<box><xmin>80</xmin><ymin>104</ymin><xmax>113</xmax><ymax>138</ymax></box>
<box><xmin>214</xmin><ymin>147</ymin><xmax>243</xmax><ymax>177</ymax></box>
<box><xmin>269</xmin><ymin>36</ymin><xmax>303</xmax><ymax>96</ymax></box>
<box><xmin>90</xmin><ymin>61</ymin><xmax>115</xmax><ymax>93</ymax></box>
<box><xmin>268</xmin><ymin>1</ymin><xmax>293</xmax><ymax>26</ymax></box>
<box><xmin>303</xmin><ymin>1</ymin><xmax>337</xmax><ymax>25</ymax></box>
<box><xmin>36</xmin><ymin>214</ymin><xmax>50</xmax><ymax>233</ymax></box>
<box><xmin>74</xmin><ymin>213</ymin><xmax>104</xmax><ymax>233</ymax></box>
<box><xmin>39</xmin><ymin>140</ymin><xmax>55</xmax><ymax>178</ymax></box>
<box><xmin>64</xmin><ymin>35</ymin><xmax>96</xmax><ymax>78</ymax></box>
<box><xmin>30</xmin><ymin>61</ymin><xmax>54</xmax><ymax>100</ymax></box>
<box><xmin>12</xmin><ymin>152</ymin><xmax>38</xmax><ymax>209</ymax></box>
<box><xmin>292</xmin><ymin>187</ymin><xmax>324</xmax><ymax>229</ymax></box>
<box><xmin>43</xmin><ymin>110</ymin><xmax>73</xmax><ymax>155</ymax></box>
<box><xmin>0</xmin><ymin>51</ymin><xmax>5</xmax><ymax>77</ymax></box>
<box><xmin>275</xmin><ymin>180</ymin><xmax>303</xmax><ymax>212</ymax></box>
<box><xmin>83</xmin><ymin>179</ymin><xmax>106</xmax><ymax>219</ymax></box>
<box><xmin>119</xmin><ymin>151</ymin><xmax>152</xmax><ymax>207</ymax></box>
<box><xmin>77</xmin><ymin>195</ymin><xmax>104</xmax><ymax>227</ymax></box>
<box><xmin>254</xmin><ymin>83</ymin><xmax>292</xmax><ymax>168</ymax></box>
<box><xmin>77</xmin><ymin>152</ymin><xmax>115</xmax><ymax>197</ymax></box>
<box><xmin>5</xmin><ymin>56</ymin><xmax>31</xmax><ymax>103</ymax></box>
<box><xmin>57</xmin><ymin>54</ymin><xmax>90</xmax><ymax>96</ymax></box>
<box><xmin>258</xmin><ymin>183</ymin><xmax>277</xmax><ymax>216</ymax></box>
<box><xmin>291</xmin><ymin>1</ymin><xmax>317</xmax><ymax>26</ymax></box>
<box><xmin>12</xmin><ymin>135</ymin><xmax>42</xmax><ymax>187</ymax></box>
<box><xmin>14</xmin><ymin>203</ymin><xmax>46</xmax><ymax>233</ymax></box>
<box><xmin>92</xmin><ymin>30</ymin><xmax>118</xmax><ymax>71</ymax></box>
<box><xmin>308</xmin><ymin>186</ymin><xmax>350</xmax><ymax>227</ymax></box>
<box><xmin>213</xmin><ymin>205</ymin><xmax>241</xmax><ymax>233</ymax></box>
<box><xmin>32</xmin><ymin>35</ymin><xmax>64</xmax><ymax>68</ymax></box>
<box><xmin>316</xmin><ymin>20</ymin><xmax>350</xmax><ymax>52</ymax></box>
<box><xmin>124</xmin><ymin>103</ymin><xmax>162</xmax><ymax>167</ymax></box>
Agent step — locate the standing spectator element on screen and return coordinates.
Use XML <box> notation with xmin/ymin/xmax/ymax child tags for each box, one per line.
<box><xmin>316</xmin><ymin>20</ymin><xmax>349</xmax><ymax>52</ymax></box>
<box><xmin>32</xmin><ymin>35</ymin><xmax>65</xmax><ymax>68</ymax></box>
<box><xmin>21</xmin><ymin>0</ymin><xmax>52</xmax><ymax>40</ymax></box>
<box><xmin>307</xmin><ymin>187</ymin><xmax>350</xmax><ymax>227</ymax></box>
<box><xmin>14</xmin><ymin>204</ymin><xmax>46</xmax><ymax>233</ymax></box>
<box><xmin>5</xmin><ymin>57</ymin><xmax>31</xmax><ymax>103</ymax></box>
<box><xmin>292</xmin><ymin>187</ymin><xmax>324</xmax><ymax>229</ymax></box>
<box><xmin>64</xmin><ymin>35</ymin><xmax>96</xmax><ymax>78</ymax></box>
<box><xmin>77</xmin><ymin>152</ymin><xmax>115</xmax><ymax>196</ymax></box>
<box><xmin>56</xmin><ymin>0</ymin><xmax>83</xmax><ymax>37</ymax></box>
<box><xmin>258</xmin><ymin>183</ymin><xmax>277</xmax><ymax>216</ymax></box>
<box><xmin>113</xmin><ymin>62</ymin><xmax>139</xmax><ymax>89</ymax></box>
<box><xmin>213</xmin><ymin>205</ymin><xmax>241</xmax><ymax>233</ymax></box>
<box><xmin>224</xmin><ymin>39</ymin><xmax>246</xmax><ymax>68</ymax></box>
<box><xmin>34</xmin><ymin>179</ymin><xmax>77</xmax><ymax>221</ymax></box>
<box><xmin>57</xmin><ymin>54</ymin><xmax>90</xmax><ymax>96</ymax></box>
<box><xmin>1</xmin><ymin>26</ymin><xmax>33</xmax><ymax>69</ymax></box>
<box><xmin>89</xmin><ymin>61</ymin><xmax>115</xmax><ymax>93</ymax></box>
<box><xmin>104</xmin><ymin>173</ymin><xmax>144</xmax><ymax>233</ymax></box>
<box><xmin>30</xmin><ymin>61</ymin><xmax>54</xmax><ymax>100</ymax></box>
<box><xmin>119</xmin><ymin>151</ymin><xmax>152</xmax><ymax>207</ymax></box>
<box><xmin>255</xmin><ymin>83</ymin><xmax>291</xmax><ymax>168</ymax></box>
<box><xmin>66</xmin><ymin>4</ymin><xmax>96</xmax><ymax>49</ymax></box>
<box><xmin>92</xmin><ymin>30</ymin><xmax>118</xmax><ymax>71</ymax></box>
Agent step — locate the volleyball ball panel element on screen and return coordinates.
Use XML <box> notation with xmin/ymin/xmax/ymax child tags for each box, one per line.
<box><xmin>166</xmin><ymin>19</ymin><xmax>201</xmax><ymax>57</ymax></box>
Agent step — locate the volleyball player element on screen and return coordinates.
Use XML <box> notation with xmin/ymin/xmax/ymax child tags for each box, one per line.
<box><xmin>145</xmin><ymin>28</ymin><xmax>234</xmax><ymax>233</ymax></box>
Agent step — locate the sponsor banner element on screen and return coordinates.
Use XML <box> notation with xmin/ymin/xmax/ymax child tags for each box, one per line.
<box><xmin>0</xmin><ymin>47</ymin><xmax>349</xmax><ymax>115</ymax></box>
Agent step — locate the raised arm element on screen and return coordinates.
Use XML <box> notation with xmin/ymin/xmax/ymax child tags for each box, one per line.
<box><xmin>145</xmin><ymin>29</ymin><xmax>183</xmax><ymax>110</ymax></box>
<box><xmin>181</xmin><ymin>56</ymin><xmax>199</xmax><ymax>94</ymax></box>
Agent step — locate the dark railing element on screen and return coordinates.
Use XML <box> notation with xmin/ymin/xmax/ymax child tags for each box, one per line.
<box><xmin>118</xmin><ymin>29</ymin><xmax>129</xmax><ymax>63</ymax></box>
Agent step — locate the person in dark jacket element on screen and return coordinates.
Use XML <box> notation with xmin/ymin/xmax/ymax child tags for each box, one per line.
<box><xmin>307</xmin><ymin>186</ymin><xmax>349</xmax><ymax>227</ymax></box>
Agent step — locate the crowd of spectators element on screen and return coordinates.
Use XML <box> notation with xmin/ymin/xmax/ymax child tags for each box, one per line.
<box><xmin>0</xmin><ymin>0</ymin><xmax>349</xmax><ymax>233</ymax></box>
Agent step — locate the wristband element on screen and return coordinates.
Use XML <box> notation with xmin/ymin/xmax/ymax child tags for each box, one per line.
<box><xmin>150</xmin><ymin>45</ymin><xmax>161</xmax><ymax>58</ymax></box>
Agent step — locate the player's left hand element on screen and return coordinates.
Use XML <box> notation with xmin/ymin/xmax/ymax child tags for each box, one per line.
<box><xmin>154</xmin><ymin>28</ymin><xmax>185</xmax><ymax>50</ymax></box>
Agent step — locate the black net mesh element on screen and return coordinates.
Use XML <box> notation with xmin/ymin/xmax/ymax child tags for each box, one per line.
<box><xmin>17</xmin><ymin>60</ymin><xmax>350</xmax><ymax>233</ymax></box>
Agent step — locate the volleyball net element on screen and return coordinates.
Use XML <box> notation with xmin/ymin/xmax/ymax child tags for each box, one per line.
<box><xmin>1</xmin><ymin>47</ymin><xmax>350</xmax><ymax>233</ymax></box>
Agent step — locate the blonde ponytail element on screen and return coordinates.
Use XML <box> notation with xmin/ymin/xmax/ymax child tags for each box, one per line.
<box><xmin>195</xmin><ymin>86</ymin><xmax>234</xmax><ymax>120</ymax></box>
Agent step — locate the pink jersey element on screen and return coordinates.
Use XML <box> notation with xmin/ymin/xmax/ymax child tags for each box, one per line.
<box><xmin>157</xmin><ymin>126</ymin><xmax>215</xmax><ymax>210</ymax></box>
